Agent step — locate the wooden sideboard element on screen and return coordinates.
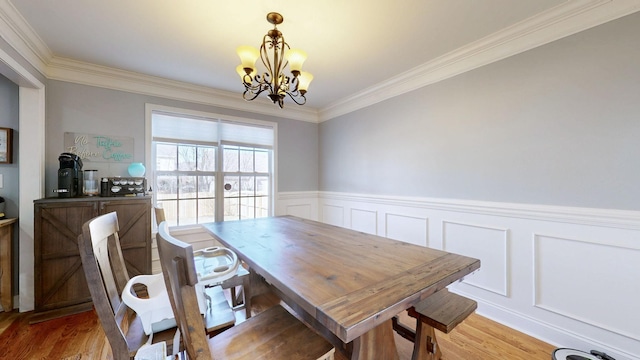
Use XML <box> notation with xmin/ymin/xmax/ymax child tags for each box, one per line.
<box><xmin>32</xmin><ymin>196</ymin><xmax>151</xmax><ymax>322</ymax></box>
<box><xmin>0</xmin><ymin>218</ymin><xmax>17</xmax><ymax>312</ymax></box>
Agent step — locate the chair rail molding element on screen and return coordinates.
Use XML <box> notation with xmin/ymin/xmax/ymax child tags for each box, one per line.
<box><xmin>316</xmin><ymin>191</ymin><xmax>640</xmax><ymax>230</ymax></box>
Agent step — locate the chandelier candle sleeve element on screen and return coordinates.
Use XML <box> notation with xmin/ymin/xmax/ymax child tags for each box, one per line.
<box><xmin>297</xmin><ymin>71</ymin><xmax>314</xmax><ymax>94</ymax></box>
<box><xmin>237</xmin><ymin>46</ymin><xmax>260</xmax><ymax>73</ymax></box>
<box><xmin>236</xmin><ymin>12</ymin><xmax>313</xmax><ymax>108</ymax></box>
<box><xmin>284</xmin><ymin>49</ymin><xmax>307</xmax><ymax>74</ymax></box>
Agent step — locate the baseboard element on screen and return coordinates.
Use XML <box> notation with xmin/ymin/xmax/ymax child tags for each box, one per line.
<box><xmin>462</xmin><ymin>292</ymin><xmax>640</xmax><ymax>360</ymax></box>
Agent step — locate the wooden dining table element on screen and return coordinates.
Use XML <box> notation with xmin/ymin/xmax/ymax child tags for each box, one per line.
<box><xmin>202</xmin><ymin>216</ymin><xmax>480</xmax><ymax>360</ymax></box>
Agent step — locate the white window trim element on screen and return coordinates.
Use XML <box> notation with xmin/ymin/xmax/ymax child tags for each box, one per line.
<box><xmin>145</xmin><ymin>103</ymin><xmax>278</xmax><ymax>230</ymax></box>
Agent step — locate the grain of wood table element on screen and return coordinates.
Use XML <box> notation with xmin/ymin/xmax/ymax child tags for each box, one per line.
<box><xmin>202</xmin><ymin>216</ymin><xmax>480</xmax><ymax>360</ymax></box>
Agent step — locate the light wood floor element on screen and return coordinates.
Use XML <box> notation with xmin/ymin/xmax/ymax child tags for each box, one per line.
<box><xmin>0</xmin><ymin>293</ymin><xmax>556</xmax><ymax>359</ymax></box>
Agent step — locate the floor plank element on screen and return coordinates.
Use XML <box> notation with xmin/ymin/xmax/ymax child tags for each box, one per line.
<box><xmin>0</xmin><ymin>294</ymin><xmax>556</xmax><ymax>360</ymax></box>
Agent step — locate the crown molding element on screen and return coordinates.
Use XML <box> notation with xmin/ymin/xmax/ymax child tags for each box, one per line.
<box><xmin>318</xmin><ymin>0</ymin><xmax>640</xmax><ymax>122</ymax></box>
<box><xmin>3</xmin><ymin>0</ymin><xmax>639</xmax><ymax>123</ymax></box>
<box><xmin>0</xmin><ymin>0</ymin><xmax>50</xmax><ymax>74</ymax></box>
<box><xmin>46</xmin><ymin>56</ymin><xmax>320</xmax><ymax>123</ymax></box>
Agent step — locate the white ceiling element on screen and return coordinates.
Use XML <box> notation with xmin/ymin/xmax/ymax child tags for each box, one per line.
<box><xmin>6</xmin><ymin>0</ymin><xmax>640</xmax><ymax>115</ymax></box>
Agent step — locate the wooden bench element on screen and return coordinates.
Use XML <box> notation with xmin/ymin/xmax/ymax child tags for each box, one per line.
<box><xmin>393</xmin><ymin>288</ymin><xmax>477</xmax><ymax>360</ymax></box>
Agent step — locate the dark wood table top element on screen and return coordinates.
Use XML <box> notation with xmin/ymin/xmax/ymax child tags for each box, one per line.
<box><xmin>203</xmin><ymin>216</ymin><xmax>480</xmax><ymax>346</ymax></box>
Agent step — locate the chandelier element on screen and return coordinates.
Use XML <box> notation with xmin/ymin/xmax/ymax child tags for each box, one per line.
<box><xmin>236</xmin><ymin>12</ymin><xmax>313</xmax><ymax>108</ymax></box>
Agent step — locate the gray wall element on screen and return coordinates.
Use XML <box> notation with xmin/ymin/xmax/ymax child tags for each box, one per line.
<box><xmin>0</xmin><ymin>74</ymin><xmax>19</xmax><ymax>217</ymax></box>
<box><xmin>320</xmin><ymin>12</ymin><xmax>640</xmax><ymax>211</ymax></box>
<box><xmin>0</xmin><ymin>73</ymin><xmax>20</xmax><ymax>294</ymax></box>
<box><xmin>45</xmin><ymin>80</ymin><xmax>319</xmax><ymax>194</ymax></box>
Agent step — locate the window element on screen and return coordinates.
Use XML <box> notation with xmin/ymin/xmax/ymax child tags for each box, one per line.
<box><xmin>222</xmin><ymin>145</ymin><xmax>271</xmax><ymax>221</ymax></box>
<box><xmin>155</xmin><ymin>142</ymin><xmax>216</xmax><ymax>226</ymax></box>
<box><xmin>148</xmin><ymin>105</ymin><xmax>275</xmax><ymax>227</ymax></box>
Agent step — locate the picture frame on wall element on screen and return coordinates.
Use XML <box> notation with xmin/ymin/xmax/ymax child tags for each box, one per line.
<box><xmin>0</xmin><ymin>127</ymin><xmax>13</xmax><ymax>164</ymax></box>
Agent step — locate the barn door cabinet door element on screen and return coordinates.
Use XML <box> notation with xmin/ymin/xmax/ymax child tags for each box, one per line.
<box><xmin>32</xmin><ymin>196</ymin><xmax>151</xmax><ymax>323</ymax></box>
<box><xmin>101</xmin><ymin>199</ymin><xmax>152</xmax><ymax>278</ymax></box>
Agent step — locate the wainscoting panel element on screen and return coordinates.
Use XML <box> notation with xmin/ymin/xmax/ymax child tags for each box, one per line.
<box><xmin>276</xmin><ymin>191</ymin><xmax>640</xmax><ymax>360</ymax></box>
<box><xmin>276</xmin><ymin>191</ymin><xmax>319</xmax><ymax>221</ymax></box>
<box><xmin>385</xmin><ymin>213</ymin><xmax>429</xmax><ymax>247</ymax></box>
<box><xmin>350</xmin><ymin>208</ymin><xmax>378</xmax><ymax>235</ymax></box>
<box><xmin>534</xmin><ymin>234</ymin><xmax>640</xmax><ymax>341</ymax></box>
<box><xmin>443</xmin><ymin>221</ymin><xmax>509</xmax><ymax>297</ymax></box>
<box><xmin>285</xmin><ymin>204</ymin><xmax>312</xmax><ymax>219</ymax></box>
<box><xmin>322</xmin><ymin>204</ymin><xmax>345</xmax><ymax>227</ymax></box>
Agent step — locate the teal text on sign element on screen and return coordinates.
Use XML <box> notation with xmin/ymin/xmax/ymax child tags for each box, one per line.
<box><xmin>64</xmin><ymin>132</ymin><xmax>134</xmax><ymax>162</ymax></box>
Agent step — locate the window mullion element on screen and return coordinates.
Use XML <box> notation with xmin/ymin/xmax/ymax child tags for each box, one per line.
<box><xmin>215</xmin><ymin>145</ymin><xmax>224</xmax><ymax>222</ymax></box>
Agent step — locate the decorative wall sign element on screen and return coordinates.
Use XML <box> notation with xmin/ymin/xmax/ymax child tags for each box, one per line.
<box><xmin>64</xmin><ymin>132</ymin><xmax>134</xmax><ymax>162</ymax></box>
<box><xmin>0</xmin><ymin>127</ymin><xmax>13</xmax><ymax>164</ymax></box>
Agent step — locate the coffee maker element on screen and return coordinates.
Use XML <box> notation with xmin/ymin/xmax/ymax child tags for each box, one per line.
<box><xmin>56</xmin><ymin>152</ymin><xmax>83</xmax><ymax>197</ymax></box>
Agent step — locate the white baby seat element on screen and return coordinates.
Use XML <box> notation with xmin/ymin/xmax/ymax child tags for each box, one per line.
<box><xmin>193</xmin><ymin>246</ymin><xmax>240</xmax><ymax>286</ymax></box>
<box><xmin>122</xmin><ymin>246</ymin><xmax>240</xmax><ymax>335</ymax></box>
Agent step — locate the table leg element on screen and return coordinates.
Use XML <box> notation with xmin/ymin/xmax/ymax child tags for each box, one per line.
<box><xmin>411</xmin><ymin>319</ymin><xmax>442</xmax><ymax>360</ymax></box>
<box><xmin>351</xmin><ymin>319</ymin><xmax>400</xmax><ymax>360</ymax></box>
<box><xmin>242</xmin><ymin>274</ymin><xmax>251</xmax><ymax>319</ymax></box>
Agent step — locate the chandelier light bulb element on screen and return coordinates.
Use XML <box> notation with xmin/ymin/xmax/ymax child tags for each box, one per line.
<box><xmin>236</xmin><ymin>46</ymin><xmax>260</xmax><ymax>73</ymax></box>
<box><xmin>297</xmin><ymin>71</ymin><xmax>314</xmax><ymax>93</ymax></box>
<box><xmin>285</xmin><ymin>49</ymin><xmax>307</xmax><ymax>74</ymax></box>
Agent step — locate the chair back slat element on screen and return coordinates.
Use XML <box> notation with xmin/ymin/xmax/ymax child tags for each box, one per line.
<box><xmin>157</xmin><ymin>221</ymin><xmax>213</xmax><ymax>360</ymax></box>
<box><xmin>88</xmin><ymin>212</ymin><xmax>129</xmax><ymax>312</ymax></box>
<box><xmin>79</xmin><ymin>211</ymin><xmax>139</xmax><ymax>360</ymax></box>
<box><xmin>154</xmin><ymin>207</ymin><xmax>166</xmax><ymax>226</ymax></box>
<box><xmin>108</xmin><ymin>231</ymin><xmax>131</xmax><ymax>294</ymax></box>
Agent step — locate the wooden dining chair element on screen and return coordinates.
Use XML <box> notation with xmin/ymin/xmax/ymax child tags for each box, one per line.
<box><xmin>157</xmin><ymin>221</ymin><xmax>335</xmax><ymax>360</ymax></box>
<box><xmin>154</xmin><ymin>206</ymin><xmax>252</xmax><ymax>318</ymax></box>
<box><xmin>78</xmin><ymin>211</ymin><xmax>178</xmax><ymax>360</ymax></box>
